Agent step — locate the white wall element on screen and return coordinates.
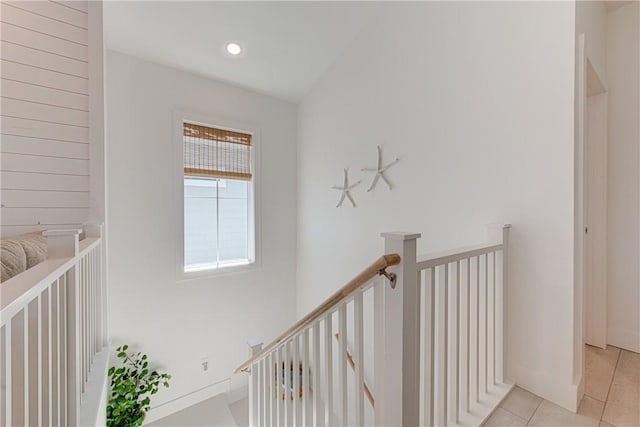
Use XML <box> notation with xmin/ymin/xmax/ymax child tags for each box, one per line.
<box><xmin>0</xmin><ymin>0</ymin><xmax>92</xmax><ymax>237</ymax></box>
<box><xmin>105</xmin><ymin>51</ymin><xmax>298</xmax><ymax>414</ymax></box>
<box><xmin>606</xmin><ymin>2</ymin><xmax>640</xmax><ymax>352</ymax></box>
<box><xmin>297</xmin><ymin>2</ymin><xmax>580</xmax><ymax>410</ymax></box>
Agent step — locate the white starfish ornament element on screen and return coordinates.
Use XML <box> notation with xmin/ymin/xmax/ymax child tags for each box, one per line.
<box><xmin>331</xmin><ymin>168</ymin><xmax>361</xmax><ymax>208</ymax></box>
<box><xmin>361</xmin><ymin>145</ymin><xmax>400</xmax><ymax>192</ymax></box>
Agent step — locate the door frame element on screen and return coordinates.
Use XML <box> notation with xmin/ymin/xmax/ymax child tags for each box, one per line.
<box><xmin>577</xmin><ymin>32</ymin><xmax>609</xmax><ymax>355</ymax></box>
<box><xmin>584</xmin><ymin>71</ymin><xmax>608</xmax><ymax>349</ymax></box>
<box><xmin>575</xmin><ymin>33</ymin><xmax>609</xmax><ymax>403</ymax></box>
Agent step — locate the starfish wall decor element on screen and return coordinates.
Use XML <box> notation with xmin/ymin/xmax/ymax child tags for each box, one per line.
<box><xmin>332</xmin><ymin>168</ymin><xmax>361</xmax><ymax>207</ymax></box>
<box><xmin>361</xmin><ymin>145</ymin><xmax>400</xmax><ymax>191</ymax></box>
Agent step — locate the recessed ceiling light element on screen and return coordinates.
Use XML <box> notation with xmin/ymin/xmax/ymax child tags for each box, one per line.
<box><xmin>226</xmin><ymin>42</ymin><xmax>242</xmax><ymax>56</ymax></box>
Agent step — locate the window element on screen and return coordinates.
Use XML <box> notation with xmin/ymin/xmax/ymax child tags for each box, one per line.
<box><xmin>182</xmin><ymin>122</ymin><xmax>255</xmax><ymax>272</ymax></box>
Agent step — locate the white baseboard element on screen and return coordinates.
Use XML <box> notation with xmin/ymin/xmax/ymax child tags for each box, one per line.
<box><xmin>513</xmin><ymin>363</ymin><xmax>580</xmax><ymax>412</ymax></box>
<box><xmin>80</xmin><ymin>347</ymin><xmax>110</xmax><ymax>427</ymax></box>
<box><xmin>144</xmin><ymin>378</ymin><xmax>230</xmax><ymax>424</ymax></box>
<box><xmin>608</xmin><ymin>326</ymin><xmax>640</xmax><ymax>353</ymax></box>
<box><xmin>576</xmin><ymin>376</ymin><xmax>585</xmax><ymax>408</ymax></box>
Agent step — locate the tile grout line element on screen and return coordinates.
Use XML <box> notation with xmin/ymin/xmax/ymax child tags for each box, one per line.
<box><xmin>497</xmin><ymin>404</ymin><xmax>529</xmax><ymax>424</ymax></box>
<box><xmin>604</xmin><ymin>349</ymin><xmax>622</xmax><ymax>402</ymax></box>
<box><xmin>600</xmin><ymin>348</ymin><xmax>623</xmax><ymax>424</ymax></box>
<box><xmin>524</xmin><ymin>396</ymin><xmax>544</xmax><ymax>426</ymax></box>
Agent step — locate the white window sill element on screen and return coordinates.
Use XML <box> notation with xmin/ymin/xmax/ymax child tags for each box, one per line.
<box><xmin>178</xmin><ymin>259</ymin><xmax>258</xmax><ymax>282</ymax></box>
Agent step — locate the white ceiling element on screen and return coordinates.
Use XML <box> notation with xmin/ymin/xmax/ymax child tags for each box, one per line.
<box><xmin>103</xmin><ymin>1</ymin><xmax>380</xmax><ymax>102</ymax></box>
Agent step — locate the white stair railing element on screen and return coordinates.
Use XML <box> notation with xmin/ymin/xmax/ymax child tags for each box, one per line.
<box><xmin>0</xmin><ymin>225</ymin><xmax>108</xmax><ymax>427</ymax></box>
<box><xmin>236</xmin><ymin>225</ymin><xmax>512</xmax><ymax>426</ymax></box>
<box><xmin>236</xmin><ymin>253</ymin><xmax>401</xmax><ymax>426</ymax></box>
<box><xmin>417</xmin><ymin>225</ymin><xmax>512</xmax><ymax>426</ymax></box>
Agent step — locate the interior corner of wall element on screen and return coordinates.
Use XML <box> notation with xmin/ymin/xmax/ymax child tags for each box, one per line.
<box><xmin>513</xmin><ymin>362</ymin><xmax>581</xmax><ymax>413</ymax></box>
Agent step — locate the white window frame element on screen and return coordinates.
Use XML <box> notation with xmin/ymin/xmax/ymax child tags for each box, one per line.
<box><xmin>173</xmin><ymin>110</ymin><xmax>261</xmax><ymax>281</ymax></box>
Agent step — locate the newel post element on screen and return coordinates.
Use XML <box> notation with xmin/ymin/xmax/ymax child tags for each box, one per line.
<box><xmin>377</xmin><ymin>232</ymin><xmax>421</xmax><ymax>426</ymax></box>
<box><xmin>486</xmin><ymin>224</ymin><xmax>511</xmax><ymax>384</ymax></box>
<box><xmin>43</xmin><ymin>228</ymin><xmax>81</xmax><ymax>258</ymax></box>
<box><xmin>247</xmin><ymin>339</ymin><xmax>263</xmax><ymax>427</ymax></box>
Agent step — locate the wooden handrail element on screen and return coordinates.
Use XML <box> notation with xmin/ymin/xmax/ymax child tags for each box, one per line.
<box><xmin>234</xmin><ymin>253</ymin><xmax>401</xmax><ymax>374</ymax></box>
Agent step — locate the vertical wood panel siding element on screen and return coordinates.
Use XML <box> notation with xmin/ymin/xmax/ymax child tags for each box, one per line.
<box><xmin>1</xmin><ymin>1</ymin><xmax>90</xmax><ymax>236</ymax></box>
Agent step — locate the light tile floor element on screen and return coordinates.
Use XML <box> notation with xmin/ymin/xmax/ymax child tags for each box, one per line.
<box><xmin>485</xmin><ymin>345</ymin><xmax>640</xmax><ymax>427</ymax></box>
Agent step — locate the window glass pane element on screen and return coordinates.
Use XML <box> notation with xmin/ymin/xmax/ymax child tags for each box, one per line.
<box><xmin>184</xmin><ymin>178</ymin><xmax>218</xmax><ymax>268</ymax></box>
<box><xmin>217</xmin><ymin>179</ymin><xmax>247</xmax><ymax>199</ymax></box>
<box><xmin>218</xmin><ymin>180</ymin><xmax>249</xmax><ymax>262</ymax></box>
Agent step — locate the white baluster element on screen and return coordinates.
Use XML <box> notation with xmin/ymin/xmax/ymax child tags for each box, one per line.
<box><xmin>3</xmin><ymin>322</ymin><xmax>11</xmax><ymax>426</ymax></box>
<box><xmin>67</xmin><ymin>265</ymin><xmax>81</xmax><ymax>426</ymax></box>
<box><xmin>99</xmin><ymin>227</ymin><xmax>106</xmax><ymax>349</ymax></box>
<box><xmin>475</xmin><ymin>256</ymin><xmax>480</xmax><ymax>403</ymax></box>
<box><xmin>11</xmin><ymin>311</ymin><xmax>26</xmax><ymax>427</ymax></box>
<box><xmin>94</xmin><ymin>248</ymin><xmax>99</xmax><ymax>355</ymax></box>
<box><xmin>79</xmin><ymin>258</ymin><xmax>84</xmax><ymax>392</ymax></box>
<box><xmin>42</xmin><ymin>288</ymin><xmax>51</xmax><ymax>426</ymax></box>
<box><xmin>84</xmin><ymin>255</ymin><xmax>88</xmax><ymax>382</ymax></box>
<box><xmin>323</xmin><ymin>313</ymin><xmax>333</xmax><ymax>427</ymax></box>
<box><xmin>28</xmin><ymin>298</ymin><xmax>40</xmax><ymax>426</ymax></box>
<box><xmin>77</xmin><ymin>258</ymin><xmax>82</xmax><ymax>393</ymax></box>
<box><xmin>490</xmin><ymin>252</ymin><xmax>496</xmax><ymax>387</ymax></box>
<box><xmin>52</xmin><ymin>280</ymin><xmax>59</xmax><ymax>427</ymax></box>
<box><xmin>266</xmin><ymin>353</ymin><xmax>273</xmax><ymax>427</ymax></box>
<box><xmin>256</xmin><ymin>358</ymin><xmax>263</xmax><ymax>427</ymax></box>
<box><xmin>434</xmin><ymin>266</ymin><xmax>444</xmax><ymax>425</ymax></box>
<box><xmin>261</xmin><ymin>357</ymin><xmax>267</xmax><ymax>426</ymax></box>
<box><xmin>337</xmin><ymin>304</ymin><xmax>347</xmax><ymax>426</ymax></box>
<box><xmin>301</xmin><ymin>328</ymin><xmax>310</xmax><ymax>427</ymax></box>
<box><xmin>89</xmin><ymin>251</ymin><xmax>94</xmax><ymax>366</ymax></box>
<box><xmin>454</xmin><ymin>260</ymin><xmax>460</xmax><ymax>424</ymax></box>
<box><xmin>465</xmin><ymin>258</ymin><xmax>471</xmax><ymax>414</ymax></box>
<box><xmin>484</xmin><ymin>253</ymin><xmax>488</xmax><ymax>394</ymax></box>
<box><xmin>93</xmin><ymin>249</ymin><xmax>98</xmax><ymax>359</ymax></box>
<box><xmin>293</xmin><ymin>336</ymin><xmax>300</xmax><ymax>427</ymax></box>
<box><xmin>284</xmin><ymin>340</ymin><xmax>291</xmax><ymax>427</ymax></box>
<box><xmin>60</xmin><ymin>275</ymin><xmax>68</xmax><ymax>427</ymax></box>
<box><xmin>83</xmin><ymin>255</ymin><xmax>88</xmax><ymax>387</ymax></box>
<box><xmin>276</xmin><ymin>346</ymin><xmax>282</xmax><ymax>426</ymax></box>
<box><xmin>373</xmin><ymin>279</ymin><xmax>383</xmax><ymax>425</ymax></box>
<box><xmin>28</xmin><ymin>297</ymin><xmax>41</xmax><ymax>425</ymax></box>
<box><xmin>312</xmin><ymin>323</ymin><xmax>321</xmax><ymax>426</ymax></box>
<box><xmin>354</xmin><ymin>292</ymin><xmax>364</xmax><ymax>426</ymax></box>
<box><xmin>0</xmin><ymin>325</ymin><xmax>5</xmax><ymax>424</ymax></box>
<box><xmin>440</xmin><ymin>264</ymin><xmax>450</xmax><ymax>425</ymax></box>
<box><xmin>21</xmin><ymin>307</ymin><xmax>29</xmax><ymax>426</ymax></box>
<box><xmin>247</xmin><ymin>340</ymin><xmax>263</xmax><ymax>427</ymax></box>
<box><xmin>422</xmin><ymin>268</ymin><xmax>435</xmax><ymax>426</ymax></box>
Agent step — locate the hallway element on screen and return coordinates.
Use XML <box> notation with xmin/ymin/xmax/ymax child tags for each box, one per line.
<box><xmin>486</xmin><ymin>345</ymin><xmax>639</xmax><ymax>426</ymax></box>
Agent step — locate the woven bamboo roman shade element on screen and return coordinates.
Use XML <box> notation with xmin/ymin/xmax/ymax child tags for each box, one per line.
<box><xmin>183</xmin><ymin>122</ymin><xmax>252</xmax><ymax>180</ymax></box>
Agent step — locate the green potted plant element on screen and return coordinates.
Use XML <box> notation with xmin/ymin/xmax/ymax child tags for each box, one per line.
<box><xmin>107</xmin><ymin>345</ymin><xmax>171</xmax><ymax>427</ymax></box>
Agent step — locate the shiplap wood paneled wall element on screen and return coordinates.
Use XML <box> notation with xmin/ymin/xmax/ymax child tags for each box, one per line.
<box><xmin>1</xmin><ymin>0</ymin><xmax>90</xmax><ymax>237</ymax></box>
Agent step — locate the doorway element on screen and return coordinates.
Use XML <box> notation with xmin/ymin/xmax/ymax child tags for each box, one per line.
<box><xmin>584</xmin><ymin>59</ymin><xmax>608</xmax><ymax>349</ymax></box>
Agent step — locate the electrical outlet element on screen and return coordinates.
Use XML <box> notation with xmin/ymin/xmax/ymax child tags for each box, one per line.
<box><xmin>201</xmin><ymin>357</ymin><xmax>209</xmax><ymax>372</ymax></box>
